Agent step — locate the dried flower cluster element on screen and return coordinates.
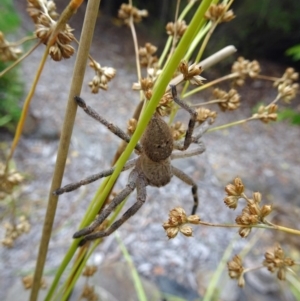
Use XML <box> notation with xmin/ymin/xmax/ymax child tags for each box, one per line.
<box><xmin>224</xmin><ymin>177</ymin><xmax>273</xmax><ymax>238</ymax></box>
<box><xmin>118</xmin><ymin>4</ymin><xmax>148</xmax><ymax>25</ymax></box>
<box><xmin>0</xmin><ymin>163</ymin><xmax>23</xmax><ymax>200</ymax></box>
<box><xmin>82</xmin><ymin>265</ymin><xmax>98</xmax><ymax>277</ymax></box>
<box><xmin>253</xmin><ymin>104</ymin><xmax>278</xmax><ymax>123</ymax></box>
<box><xmin>274</xmin><ymin>67</ymin><xmax>299</xmax><ymax>87</ymax></box>
<box><xmin>170</xmin><ymin>122</ymin><xmax>186</xmax><ymax>140</ymax></box>
<box><xmin>228</xmin><ymin>245</ymin><xmax>297</xmax><ymax>287</ymax></box>
<box><xmin>263</xmin><ymin>245</ymin><xmax>295</xmax><ymax>280</ymax></box>
<box><xmin>227</xmin><ymin>255</ymin><xmax>245</xmax><ymax>287</ymax></box>
<box><xmin>205</xmin><ymin>4</ymin><xmax>235</xmax><ymax>23</ymax></box>
<box><xmin>27</xmin><ymin>0</ymin><xmax>75</xmax><ymax>61</ymax></box>
<box><xmin>0</xmin><ymin>32</ymin><xmax>22</xmax><ymax>61</ymax></box>
<box><xmin>127</xmin><ymin>118</ymin><xmax>137</xmax><ymax>135</ymax></box>
<box><xmin>22</xmin><ymin>274</ymin><xmax>47</xmax><ymax>289</ymax></box>
<box><xmin>138</xmin><ymin>43</ymin><xmax>158</xmax><ymax>68</ymax></box>
<box><xmin>195</xmin><ymin>107</ymin><xmax>217</xmax><ymax>124</ymax></box>
<box><xmin>81</xmin><ymin>284</ymin><xmax>99</xmax><ymax>301</ymax></box>
<box><xmin>163</xmin><ymin>207</ymin><xmax>200</xmax><ymax>239</ymax></box>
<box><xmin>231</xmin><ymin>57</ymin><xmax>261</xmax><ymax>86</ymax></box>
<box><xmin>1</xmin><ymin>216</ymin><xmax>31</xmax><ymax>248</ymax></box>
<box><xmin>166</xmin><ymin>20</ymin><xmax>188</xmax><ymax>38</ymax></box>
<box><xmin>88</xmin><ymin>61</ymin><xmax>116</xmax><ymax>93</ymax></box>
<box><xmin>213</xmin><ymin>88</ymin><xmax>240</xmax><ymax>111</ymax></box>
<box><xmin>178</xmin><ymin>61</ymin><xmax>204</xmax><ymax>86</ymax></box>
<box><xmin>224</xmin><ymin>177</ymin><xmax>244</xmax><ymax>209</ymax></box>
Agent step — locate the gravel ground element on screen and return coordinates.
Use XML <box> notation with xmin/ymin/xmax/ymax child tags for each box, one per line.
<box><xmin>1</xmin><ymin>2</ymin><xmax>300</xmax><ymax>301</ymax></box>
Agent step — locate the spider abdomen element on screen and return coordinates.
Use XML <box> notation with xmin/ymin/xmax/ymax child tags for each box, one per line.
<box><xmin>138</xmin><ymin>155</ymin><xmax>172</xmax><ymax>187</ymax></box>
<box><xmin>141</xmin><ymin>115</ymin><xmax>173</xmax><ymax>162</ymax></box>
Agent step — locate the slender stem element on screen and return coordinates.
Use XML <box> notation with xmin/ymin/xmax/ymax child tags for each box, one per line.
<box><xmin>190</xmin><ymin>98</ymin><xmax>222</xmax><ymax>106</ymax></box>
<box><xmin>128</xmin><ymin>0</ymin><xmax>141</xmax><ymax>83</ymax></box>
<box><xmin>0</xmin><ymin>40</ymin><xmax>41</xmax><ymax>78</ymax></box>
<box><xmin>183</xmin><ymin>72</ymin><xmax>238</xmax><ymax>98</ymax></box>
<box><xmin>169</xmin><ymin>0</ymin><xmax>181</xmax><ymax>57</ymax></box>
<box><xmin>256</xmin><ymin>74</ymin><xmax>279</xmax><ymax>82</ymax></box>
<box><xmin>207</xmin><ymin>117</ymin><xmax>255</xmax><ymax>132</ymax></box>
<box><xmin>6</xmin><ymin>35</ymin><xmax>36</xmax><ymax>47</ymax></box>
<box><xmin>5</xmin><ymin>42</ymin><xmax>47</xmax><ymax>173</ymax></box>
<box><xmin>29</xmin><ymin>0</ymin><xmax>95</xmax><ymax>300</ymax></box>
<box><xmin>264</xmin><ymin>220</ymin><xmax>300</xmax><ymax>235</ymax></box>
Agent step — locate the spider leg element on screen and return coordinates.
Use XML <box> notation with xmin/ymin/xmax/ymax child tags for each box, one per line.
<box><xmin>173</xmin><ymin>118</ymin><xmax>211</xmax><ymax>151</ymax></box>
<box><xmin>172</xmin><ymin>165</ymin><xmax>198</xmax><ymax>215</ymax></box>
<box><xmin>170</xmin><ymin>85</ymin><xmax>198</xmax><ymax>151</ymax></box>
<box><xmin>75</xmin><ymin>96</ymin><xmax>142</xmax><ymax>152</ymax></box>
<box><xmin>76</xmin><ymin>172</ymin><xmax>147</xmax><ymax>246</ymax></box>
<box><xmin>53</xmin><ymin>158</ymin><xmax>137</xmax><ymax>195</ymax></box>
<box><xmin>171</xmin><ymin>142</ymin><xmax>205</xmax><ymax>160</ymax></box>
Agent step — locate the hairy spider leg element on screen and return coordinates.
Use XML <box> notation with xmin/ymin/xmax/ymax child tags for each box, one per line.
<box><xmin>171</xmin><ymin>166</ymin><xmax>199</xmax><ymax>215</ymax></box>
<box><xmin>53</xmin><ymin>158</ymin><xmax>137</xmax><ymax>195</ymax></box>
<box><xmin>74</xmin><ymin>169</ymin><xmax>147</xmax><ymax>246</ymax></box>
<box><xmin>75</xmin><ymin>96</ymin><xmax>142</xmax><ymax>152</ymax></box>
<box><xmin>170</xmin><ymin>85</ymin><xmax>198</xmax><ymax>151</ymax></box>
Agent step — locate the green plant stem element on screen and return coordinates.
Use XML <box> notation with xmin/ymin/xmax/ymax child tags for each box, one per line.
<box><xmin>207</xmin><ymin>116</ymin><xmax>254</xmax><ymax>132</ymax></box>
<box><xmin>183</xmin><ymin>72</ymin><xmax>238</xmax><ymax>98</ymax></box>
<box><xmin>29</xmin><ymin>1</ymin><xmax>98</xmax><ymax>300</ymax></box>
<box><xmin>116</xmin><ymin>232</ymin><xmax>147</xmax><ymax>301</ymax></box>
<box><xmin>202</xmin><ymin>234</ymin><xmax>239</xmax><ymax>301</ymax></box>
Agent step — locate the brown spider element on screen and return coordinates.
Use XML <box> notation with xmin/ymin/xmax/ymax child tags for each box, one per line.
<box><xmin>53</xmin><ymin>85</ymin><xmax>209</xmax><ymax>246</ymax></box>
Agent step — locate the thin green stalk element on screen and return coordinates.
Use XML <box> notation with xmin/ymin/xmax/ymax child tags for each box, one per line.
<box><xmin>30</xmin><ymin>1</ymin><xmax>99</xmax><ymax>300</ymax></box>
<box><xmin>116</xmin><ymin>232</ymin><xmax>148</xmax><ymax>301</ymax></box>
<box><xmin>202</xmin><ymin>234</ymin><xmax>238</xmax><ymax>301</ymax></box>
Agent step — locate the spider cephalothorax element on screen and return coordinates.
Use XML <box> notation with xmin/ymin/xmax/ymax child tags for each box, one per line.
<box><xmin>53</xmin><ymin>85</ymin><xmax>209</xmax><ymax>246</ymax></box>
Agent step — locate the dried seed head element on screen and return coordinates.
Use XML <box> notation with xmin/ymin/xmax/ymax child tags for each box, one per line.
<box><xmin>81</xmin><ymin>284</ymin><xmax>99</xmax><ymax>300</ymax></box>
<box><xmin>138</xmin><ymin>43</ymin><xmax>158</xmax><ymax>68</ymax></box>
<box><xmin>88</xmin><ymin>61</ymin><xmax>116</xmax><ymax>93</ymax></box>
<box><xmin>263</xmin><ymin>245</ymin><xmax>295</xmax><ymax>281</ymax></box>
<box><xmin>82</xmin><ymin>265</ymin><xmax>98</xmax><ymax>277</ymax></box>
<box><xmin>274</xmin><ymin>67</ymin><xmax>299</xmax><ymax>87</ymax></box>
<box><xmin>260</xmin><ymin>204</ymin><xmax>272</xmax><ymax>218</ymax></box>
<box><xmin>213</xmin><ymin>88</ymin><xmax>241</xmax><ymax>111</ymax></box>
<box><xmin>156</xmin><ymin>92</ymin><xmax>173</xmax><ymax>116</ymax></box>
<box><xmin>22</xmin><ymin>274</ymin><xmax>47</xmax><ymax>290</ymax></box>
<box><xmin>166</xmin><ymin>20</ymin><xmax>188</xmax><ymax>37</ymax></box>
<box><xmin>238</xmin><ymin>227</ymin><xmax>251</xmax><ymax>238</ymax></box>
<box><xmin>27</xmin><ymin>0</ymin><xmax>59</xmax><ymax>23</ymax></box>
<box><xmin>178</xmin><ymin>61</ymin><xmax>204</xmax><ymax>85</ymax></box>
<box><xmin>225</xmin><ymin>177</ymin><xmax>244</xmax><ymax>198</ymax></box>
<box><xmin>187</xmin><ymin>215</ymin><xmax>201</xmax><ymax>224</ymax></box>
<box><xmin>0</xmin><ymin>162</ymin><xmax>24</xmax><ymax>195</ymax></box>
<box><xmin>253</xmin><ymin>104</ymin><xmax>278</xmax><ymax>123</ymax></box>
<box><xmin>195</xmin><ymin>107</ymin><xmax>217</xmax><ymax>124</ymax></box>
<box><xmin>0</xmin><ymin>32</ymin><xmax>22</xmax><ymax>61</ymax></box>
<box><xmin>227</xmin><ymin>255</ymin><xmax>245</xmax><ymax>287</ymax></box>
<box><xmin>170</xmin><ymin>122</ymin><xmax>186</xmax><ymax>140</ymax></box>
<box><xmin>252</xmin><ymin>192</ymin><xmax>261</xmax><ymax>203</ymax></box>
<box><xmin>30</xmin><ymin>1</ymin><xmax>75</xmax><ymax>62</ymax></box>
<box><xmin>277</xmin><ymin>82</ymin><xmax>299</xmax><ymax>103</ymax></box>
<box><xmin>205</xmin><ymin>4</ymin><xmax>235</xmax><ymax>23</ymax></box>
<box><xmin>179</xmin><ymin>225</ymin><xmax>193</xmax><ymax>237</ymax></box>
<box><xmin>232</xmin><ymin>57</ymin><xmax>261</xmax><ymax>86</ymax></box>
<box><xmin>118</xmin><ymin>4</ymin><xmax>148</xmax><ymax>25</ymax></box>
<box><xmin>127</xmin><ymin>118</ymin><xmax>137</xmax><ymax>135</ymax></box>
<box><xmin>163</xmin><ymin>207</ymin><xmax>200</xmax><ymax>239</ymax></box>
<box><xmin>163</xmin><ymin>225</ymin><xmax>179</xmax><ymax>239</ymax></box>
